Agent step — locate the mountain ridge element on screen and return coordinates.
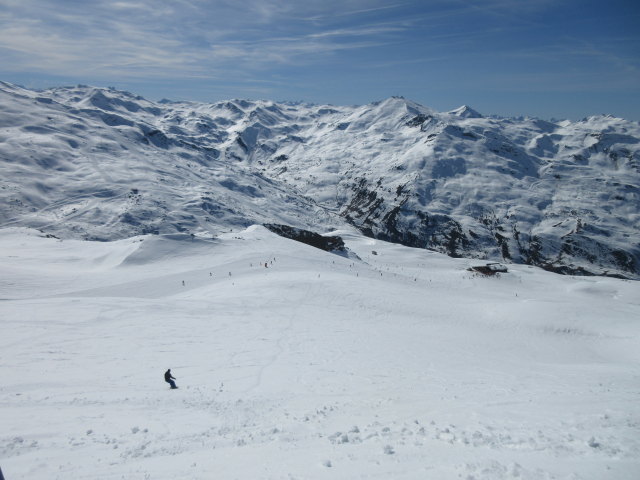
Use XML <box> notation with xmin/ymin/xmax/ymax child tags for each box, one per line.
<box><xmin>1</xmin><ymin>82</ymin><xmax>638</xmax><ymax>278</ymax></box>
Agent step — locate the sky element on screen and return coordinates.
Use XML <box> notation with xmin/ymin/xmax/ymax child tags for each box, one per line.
<box><xmin>1</xmin><ymin>0</ymin><xmax>639</xmax><ymax>120</ymax></box>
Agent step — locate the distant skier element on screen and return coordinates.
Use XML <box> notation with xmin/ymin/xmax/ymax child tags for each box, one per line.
<box><xmin>164</xmin><ymin>369</ymin><xmax>178</xmax><ymax>389</ymax></box>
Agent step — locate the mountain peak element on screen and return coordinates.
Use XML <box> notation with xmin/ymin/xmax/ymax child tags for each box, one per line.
<box><xmin>448</xmin><ymin>105</ymin><xmax>483</xmax><ymax>118</ymax></box>
<box><xmin>377</xmin><ymin>96</ymin><xmax>430</xmax><ymax>112</ymax></box>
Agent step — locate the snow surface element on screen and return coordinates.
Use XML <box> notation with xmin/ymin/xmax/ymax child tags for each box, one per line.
<box><xmin>1</xmin><ymin>226</ymin><xmax>639</xmax><ymax>479</ymax></box>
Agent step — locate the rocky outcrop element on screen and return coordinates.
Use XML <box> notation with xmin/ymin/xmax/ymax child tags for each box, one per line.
<box><xmin>263</xmin><ymin>224</ymin><xmax>347</xmax><ymax>253</ymax></box>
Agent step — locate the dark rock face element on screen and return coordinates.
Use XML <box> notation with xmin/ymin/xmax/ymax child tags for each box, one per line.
<box><xmin>263</xmin><ymin>224</ymin><xmax>347</xmax><ymax>253</ymax></box>
<box><xmin>468</xmin><ymin>263</ymin><xmax>508</xmax><ymax>276</ymax></box>
<box><xmin>338</xmin><ymin>174</ymin><xmax>639</xmax><ymax>279</ymax></box>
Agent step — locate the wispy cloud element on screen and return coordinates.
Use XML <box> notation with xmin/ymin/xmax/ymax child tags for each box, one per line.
<box><xmin>0</xmin><ymin>0</ymin><xmax>202</xmax><ymax>76</ymax></box>
<box><xmin>300</xmin><ymin>2</ymin><xmax>411</xmax><ymax>21</ymax></box>
<box><xmin>0</xmin><ymin>0</ymin><xmax>411</xmax><ymax>78</ymax></box>
<box><xmin>307</xmin><ymin>23</ymin><xmax>407</xmax><ymax>39</ymax></box>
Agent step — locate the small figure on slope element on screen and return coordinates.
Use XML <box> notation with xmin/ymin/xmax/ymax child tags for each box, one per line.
<box><xmin>164</xmin><ymin>369</ymin><xmax>178</xmax><ymax>389</ymax></box>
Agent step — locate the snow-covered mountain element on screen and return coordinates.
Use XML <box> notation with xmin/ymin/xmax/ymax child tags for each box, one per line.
<box><xmin>1</xmin><ymin>82</ymin><xmax>639</xmax><ymax>278</ymax></box>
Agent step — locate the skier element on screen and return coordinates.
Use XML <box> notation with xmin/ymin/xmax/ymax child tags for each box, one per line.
<box><xmin>164</xmin><ymin>369</ymin><xmax>178</xmax><ymax>389</ymax></box>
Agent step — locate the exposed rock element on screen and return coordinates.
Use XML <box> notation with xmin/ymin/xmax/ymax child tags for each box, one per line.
<box><xmin>468</xmin><ymin>263</ymin><xmax>508</xmax><ymax>276</ymax></box>
<box><xmin>263</xmin><ymin>224</ymin><xmax>347</xmax><ymax>253</ymax></box>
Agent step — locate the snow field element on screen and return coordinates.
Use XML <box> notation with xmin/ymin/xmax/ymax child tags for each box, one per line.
<box><xmin>1</xmin><ymin>226</ymin><xmax>639</xmax><ymax>479</ymax></box>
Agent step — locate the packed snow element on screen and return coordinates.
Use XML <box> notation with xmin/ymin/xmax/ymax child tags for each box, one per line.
<box><xmin>1</xmin><ymin>226</ymin><xmax>639</xmax><ymax>479</ymax></box>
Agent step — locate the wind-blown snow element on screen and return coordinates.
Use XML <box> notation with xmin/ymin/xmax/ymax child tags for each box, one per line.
<box><xmin>1</xmin><ymin>226</ymin><xmax>639</xmax><ymax>479</ymax></box>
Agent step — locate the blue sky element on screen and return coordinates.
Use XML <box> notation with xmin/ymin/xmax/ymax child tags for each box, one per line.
<box><xmin>1</xmin><ymin>0</ymin><xmax>639</xmax><ymax>120</ymax></box>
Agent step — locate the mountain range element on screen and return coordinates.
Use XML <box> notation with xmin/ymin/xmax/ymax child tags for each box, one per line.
<box><xmin>1</xmin><ymin>81</ymin><xmax>638</xmax><ymax>278</ymax></box>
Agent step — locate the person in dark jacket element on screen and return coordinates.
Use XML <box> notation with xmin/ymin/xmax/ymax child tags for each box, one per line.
<box><xmin>164</xmin><ymin>369</ymin><xmax>178</xmax><ymax>389</ymax></box>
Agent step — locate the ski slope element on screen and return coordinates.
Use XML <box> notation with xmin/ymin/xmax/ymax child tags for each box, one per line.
<box><xmin>1</xmin><ymin>226</ymin><xmax>639</xmax><ymax>479</ymax></box>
